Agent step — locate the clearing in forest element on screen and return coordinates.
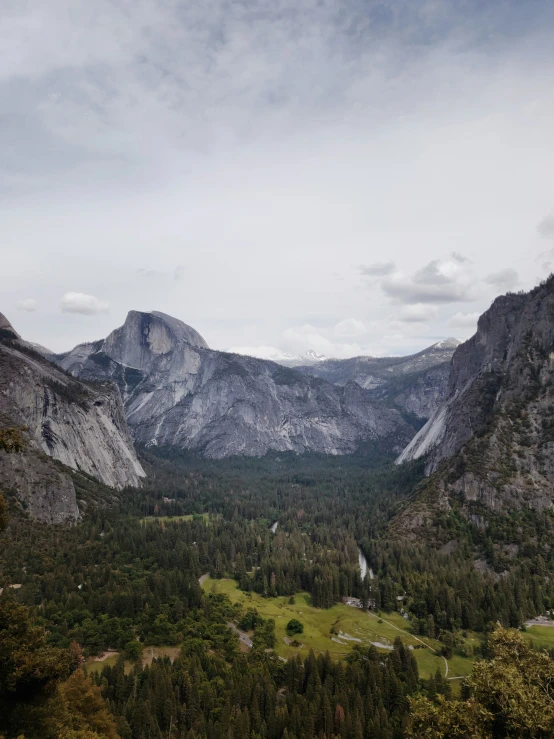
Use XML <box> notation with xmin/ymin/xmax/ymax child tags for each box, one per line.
<box><xmin>201</xmin><ymin>577</ymin><xmax>474</xmax><ymax>679</ymax></box>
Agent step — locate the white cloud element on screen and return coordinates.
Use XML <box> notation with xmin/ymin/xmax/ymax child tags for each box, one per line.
<box><xmin>16</xmin><ymin>298</ymin><xmax>37</xmax><ymax>312</ymax></box>
<box><xmin>60</xmin><ymin>292</ymin><xmax>109</xmax><ymax>315</ymax></box>
<box><xmin>227</xmin><ymin>345</ymin><xmax>291</xmax><ymax>361</ymax></box>
<box><xmin>448</xmin><ymin>311</ymin><xmax>480</xmax><ymax>328</ymax></box>
<box><xmin>280</xmin><ymin>324</ymin><xmax>365</xmax><ymax>359</ymax></box>
<box><xmin>174</xmin><ymin>265</ymin><xmax>185</xmax><ymax>280</ymax></box>
<box><xmin>333</xmin><ymin>318</ymin><xmax>367</xmax><ymax>337</ymax></box>
<box><xmin>396</xmin><ymin>304</ymin><xmax>438</xmax><ymax>323</ymax></box>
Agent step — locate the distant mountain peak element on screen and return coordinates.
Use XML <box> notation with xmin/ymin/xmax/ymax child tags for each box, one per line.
<box><xmin>432</xmin><ymin>338</ymin><xmax>461</xmax><ymax>350</ymax></box>
<box><xmin>304</xmin><ymin>349</ymin><xmax>327</xmax><ymax>362</ymax></box>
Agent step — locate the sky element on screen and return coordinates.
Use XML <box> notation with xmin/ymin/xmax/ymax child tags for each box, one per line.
<box><xmin>2</xmin><ymin>0</ymin><xmax>554</xmax><ymax>358</ymax></box>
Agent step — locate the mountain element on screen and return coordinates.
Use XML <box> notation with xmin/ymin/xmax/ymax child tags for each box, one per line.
<box><xmin>395</xmin><ymin>277</ymin><xmax>554</xmax><ymax>531</ymax></box>
<box><xmin>55</xmin><ymin>311</ymin><xmax>416</xmax><ymax>459</ymax></box>
<box><xmin>293</xmin><ymin>339</ymin><xmax>460</xmax><ymax>421</ymax></box>
<box><xmin>276</xmin><ymin>350</ymin><xmax>328</xmax><ymax>367</ymax></box>
<box><xmin>0</xmin><ymin>313</ymin><xmax>144</xmax><ymax>523</ymax></box>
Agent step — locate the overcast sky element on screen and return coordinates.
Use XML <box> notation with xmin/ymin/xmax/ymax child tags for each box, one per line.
<box><xmin>2</xmin><ymin>0</ymin><xmax>554</xmax><ymax>358</ymax></box>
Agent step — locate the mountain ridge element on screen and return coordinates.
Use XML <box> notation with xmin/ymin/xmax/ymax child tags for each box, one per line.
<box><xmin>291</xmin><ymin>338</ymin><xmax>461</xmax><ymax>421</ymax></box>
<box><xmin>55</xmin><ymin>310</ymin><xmax>419</xmax><ymax>459</ymax></box>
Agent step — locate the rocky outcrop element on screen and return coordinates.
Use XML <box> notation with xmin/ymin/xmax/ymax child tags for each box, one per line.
<box><xmin>0</xmin><ymin>313</ymin><xmax>144</xmax><ymax>522</ymax></box>
<box><xmin>56</xmin><ymin>311</ymin><xmax>416</xmax><ymax>459</ymax></box>
<box><xmin>396</xmin><ymin>277</ymin><xmax>554</xmax><ymax>523</ymax></box>
<box><xmin>295</xmin><ymin>339</ymin><xmax>459</xmax><ymax>421</ymax></box>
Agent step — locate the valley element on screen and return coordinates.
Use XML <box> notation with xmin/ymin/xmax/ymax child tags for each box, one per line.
<box><xmin>4</xmin><ymin>278</ymin><xmax>554</xmax><ymax>738</ymax></box>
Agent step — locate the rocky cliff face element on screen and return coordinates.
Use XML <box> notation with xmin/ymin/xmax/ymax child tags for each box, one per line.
<box><xmin>396</xmin><ymin>277</ymin><xmax>554</xmax><ymax>523</ymax></box>
<box><xmin>0</xmin><ymin>314</ymin><xmax>144</xmax><ymax>522</ymax></box>
<box><xmin>295</xmin><ymin>339</ymin><xmax>459</xmax><ymax>421</ymax></box>
<box><xmin>56</xmin><ymin>311</ymin><xmax>416</xmax><ymax>458</ymax></box>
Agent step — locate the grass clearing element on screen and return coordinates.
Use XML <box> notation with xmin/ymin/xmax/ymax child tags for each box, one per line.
<box><xmin>524</xmin><ymin>625</ymin><xmax>554</xmax><ymax>651</ymax></box>
<box><xmin>85</xmin><ymin>653</ymin><xmax>121</xmax><ymax>674</ymax></box>
<box><xmin>85</xmin><ymin>645</ymin><xmax>181</xmax><ymax>675</ymax></box>
<box><xmin>201</xmin><ymin>578</ymin><xmax>474</xmax><ymax>678</ymax></box>
<box><xmin>140</xmin><ymin>513</ymin><xmax>214</xmax><ymax>525</ymax></box>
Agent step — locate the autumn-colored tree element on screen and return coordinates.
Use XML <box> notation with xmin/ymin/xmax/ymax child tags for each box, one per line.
<box><xmin>408</xmin><ymin>624</ymin><xmax>554</xmax><ymax>738</ymax></box>
<box><xmin>57</xmin><ymin>671</ymin><xmax>119</xmax><ymax>739</ymax></box>
<box><xmin>0</xmin><ymin>595</ymin><xmax>118</xmax><ymax>738</ymax></box>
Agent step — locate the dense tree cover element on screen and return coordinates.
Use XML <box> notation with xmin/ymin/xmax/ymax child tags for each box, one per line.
<box><xmin>0</xmin><ymin>594</ymin><xmax>121</xmax><ymax>739</ymax></box>
<box><xmin>0</xmin><ymin>494</ymin><xmax>119</xmax><ymax>739</ymax></box>
<box><xmin>95</xmin><ymin>633</ymin><xmax>419</xmax><ymax>739</ymax></box>
<box><xmin>408</xmin><ymin>624</ymin><xmax>554</xmax><ymax>738</ymax></box>
<box><xmin>3</xmin><ymin>450</ymin><xmax>554</xmax><ymax>738</ymax></box>
<box><xmin>2</xmin><ymin>452</ymin><xmax>554</xmax><ymax>658</ymax></box>
<box><xmin>0</xmin><ymin>454</ymin><xmax>425</xmax><ymax>655</ymax></box>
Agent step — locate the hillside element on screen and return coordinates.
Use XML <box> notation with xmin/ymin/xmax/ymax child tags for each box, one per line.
<box><xmin>0</xmin><ymin>313</ymin><xmax>144</xmax><ymax>522</ymax></box>
<box><xmin>395</xmin><ymin>277</ymin><xmax>554</xmax><ymax>533</ymax></box>
<box><xmin>294</xmin><ymin>339</ymin><xmax>460</xmax><ymax>421</ymax></box>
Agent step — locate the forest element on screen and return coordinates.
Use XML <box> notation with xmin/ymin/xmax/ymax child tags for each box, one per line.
<box><xmin>2</xmin><ymin>449</ymin><xmax>554</xmax><ymax>738</ymax></box>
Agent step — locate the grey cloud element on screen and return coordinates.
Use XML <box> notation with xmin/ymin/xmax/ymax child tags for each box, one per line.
<box><xmin>17</xmin><ymin>298</ymin><xmax>38</xmax><ymax>312</ymax></box>
<box><xmin>448</xmin><ymin>311</ymin><xmax>480</xmax><ymax>328</ymax></box>
<box><xmin>396</xmin><ymin>304</ymin><xmax>438</xmax><ymax>323</ymax></box>
<box><xmin>4</xmin><ymin>0</ymin><xmax>551</xmax><ymax>198</ymax></box>
<box><xmin>381</xmin><ymin>259</ymin><xmax>477</xmax><ymax>304</ymax></box>
<box><xmin>485</xmin><ymin>268</ymin><xmax>519</xmax><ymax>292</ymax></box>
<box><xmin>360</xmin><ymin>262</ymin><xmax>396</xmax><ymax>277</ymax></box>
<box><xmin>174</xmin><ymin>266</ymin><xmax>185</xmax><ymax>280</ymax></box>
<box><xmin>538</xmin><ymin>215</ymin><xmax>554</xmax><ymax>240</ymax></box>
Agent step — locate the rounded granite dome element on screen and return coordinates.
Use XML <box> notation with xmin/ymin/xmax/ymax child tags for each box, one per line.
<box><xmin>101</xmin><ymin>310</ymin><xmax>208</xmax><ymax>371</ymax></box>
<box><xmin>150</xmin><ymin>311</ymin><xmax>208</xmax><ymax>350</ymax></box>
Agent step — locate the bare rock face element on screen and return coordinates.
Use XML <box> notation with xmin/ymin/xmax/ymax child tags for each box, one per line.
<box><xmin>294</xmin><ymin>340</ymin><xmax>459</xmax><ymax>421</ymax></box>
<box><xmin>0</xmin><ymin>314</ymin><xmax>145</xmax><ymax>522</ymax></box>
<box><xmin>396</xmin><ymin>277</ymin><xmax>554</xmax><ymax>521</ymax></box>
<box><xmin>56</xmin><ymin>311</ymin><xmax>416</xmax><ymax>458</ymax></box>
<box><xmin>0</xmin><ymin>446</ymin><xmax>79</xmax><ymax>524</ymax></box>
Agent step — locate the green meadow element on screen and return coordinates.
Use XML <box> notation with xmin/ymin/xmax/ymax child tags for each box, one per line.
<box><xmin>201</xmin><ymin>577</ymin><xmax>474</xmax><ymax>679</ymax></box>
<box><xmin>140</xmin><ymin>512</ymin><xmax>213</xmax><ymax>524</ymax></box>
<box><xmin>523</xmin><ymin>624</ymin><xmax>554</xmax><ymax>651</ymax></box>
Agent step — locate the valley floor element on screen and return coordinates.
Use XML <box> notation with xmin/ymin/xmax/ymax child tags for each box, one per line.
<box><xmin>201</xmin><ymin>577</ymin><xmax>475</xmax><ymax>680</ymax></box>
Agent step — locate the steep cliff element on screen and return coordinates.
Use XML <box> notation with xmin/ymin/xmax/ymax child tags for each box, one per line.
<box><xmin>56</xmin><ymin>311</ymin><xmax>416</xmax><ymax>458</ymax></box>
<box><xmin>0</xmin><ymin>314</ymin><xmax>144</xmax><ymax>522</ymax></box>
<box><xmin>395</xmin><ymin>277</ymin><xmax>554</xmax><ymax>530</ymax></box>
<box><xmin>295</xmin><ymin>339</ymin><xmax>459</xmax><ymax>421</ymax></box>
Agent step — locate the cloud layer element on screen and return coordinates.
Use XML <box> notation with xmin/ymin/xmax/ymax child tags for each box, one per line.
<box><xmin>1</xmin><ymin>0</ymin><xmax>553</xmax><ymax>353</ymax></box>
